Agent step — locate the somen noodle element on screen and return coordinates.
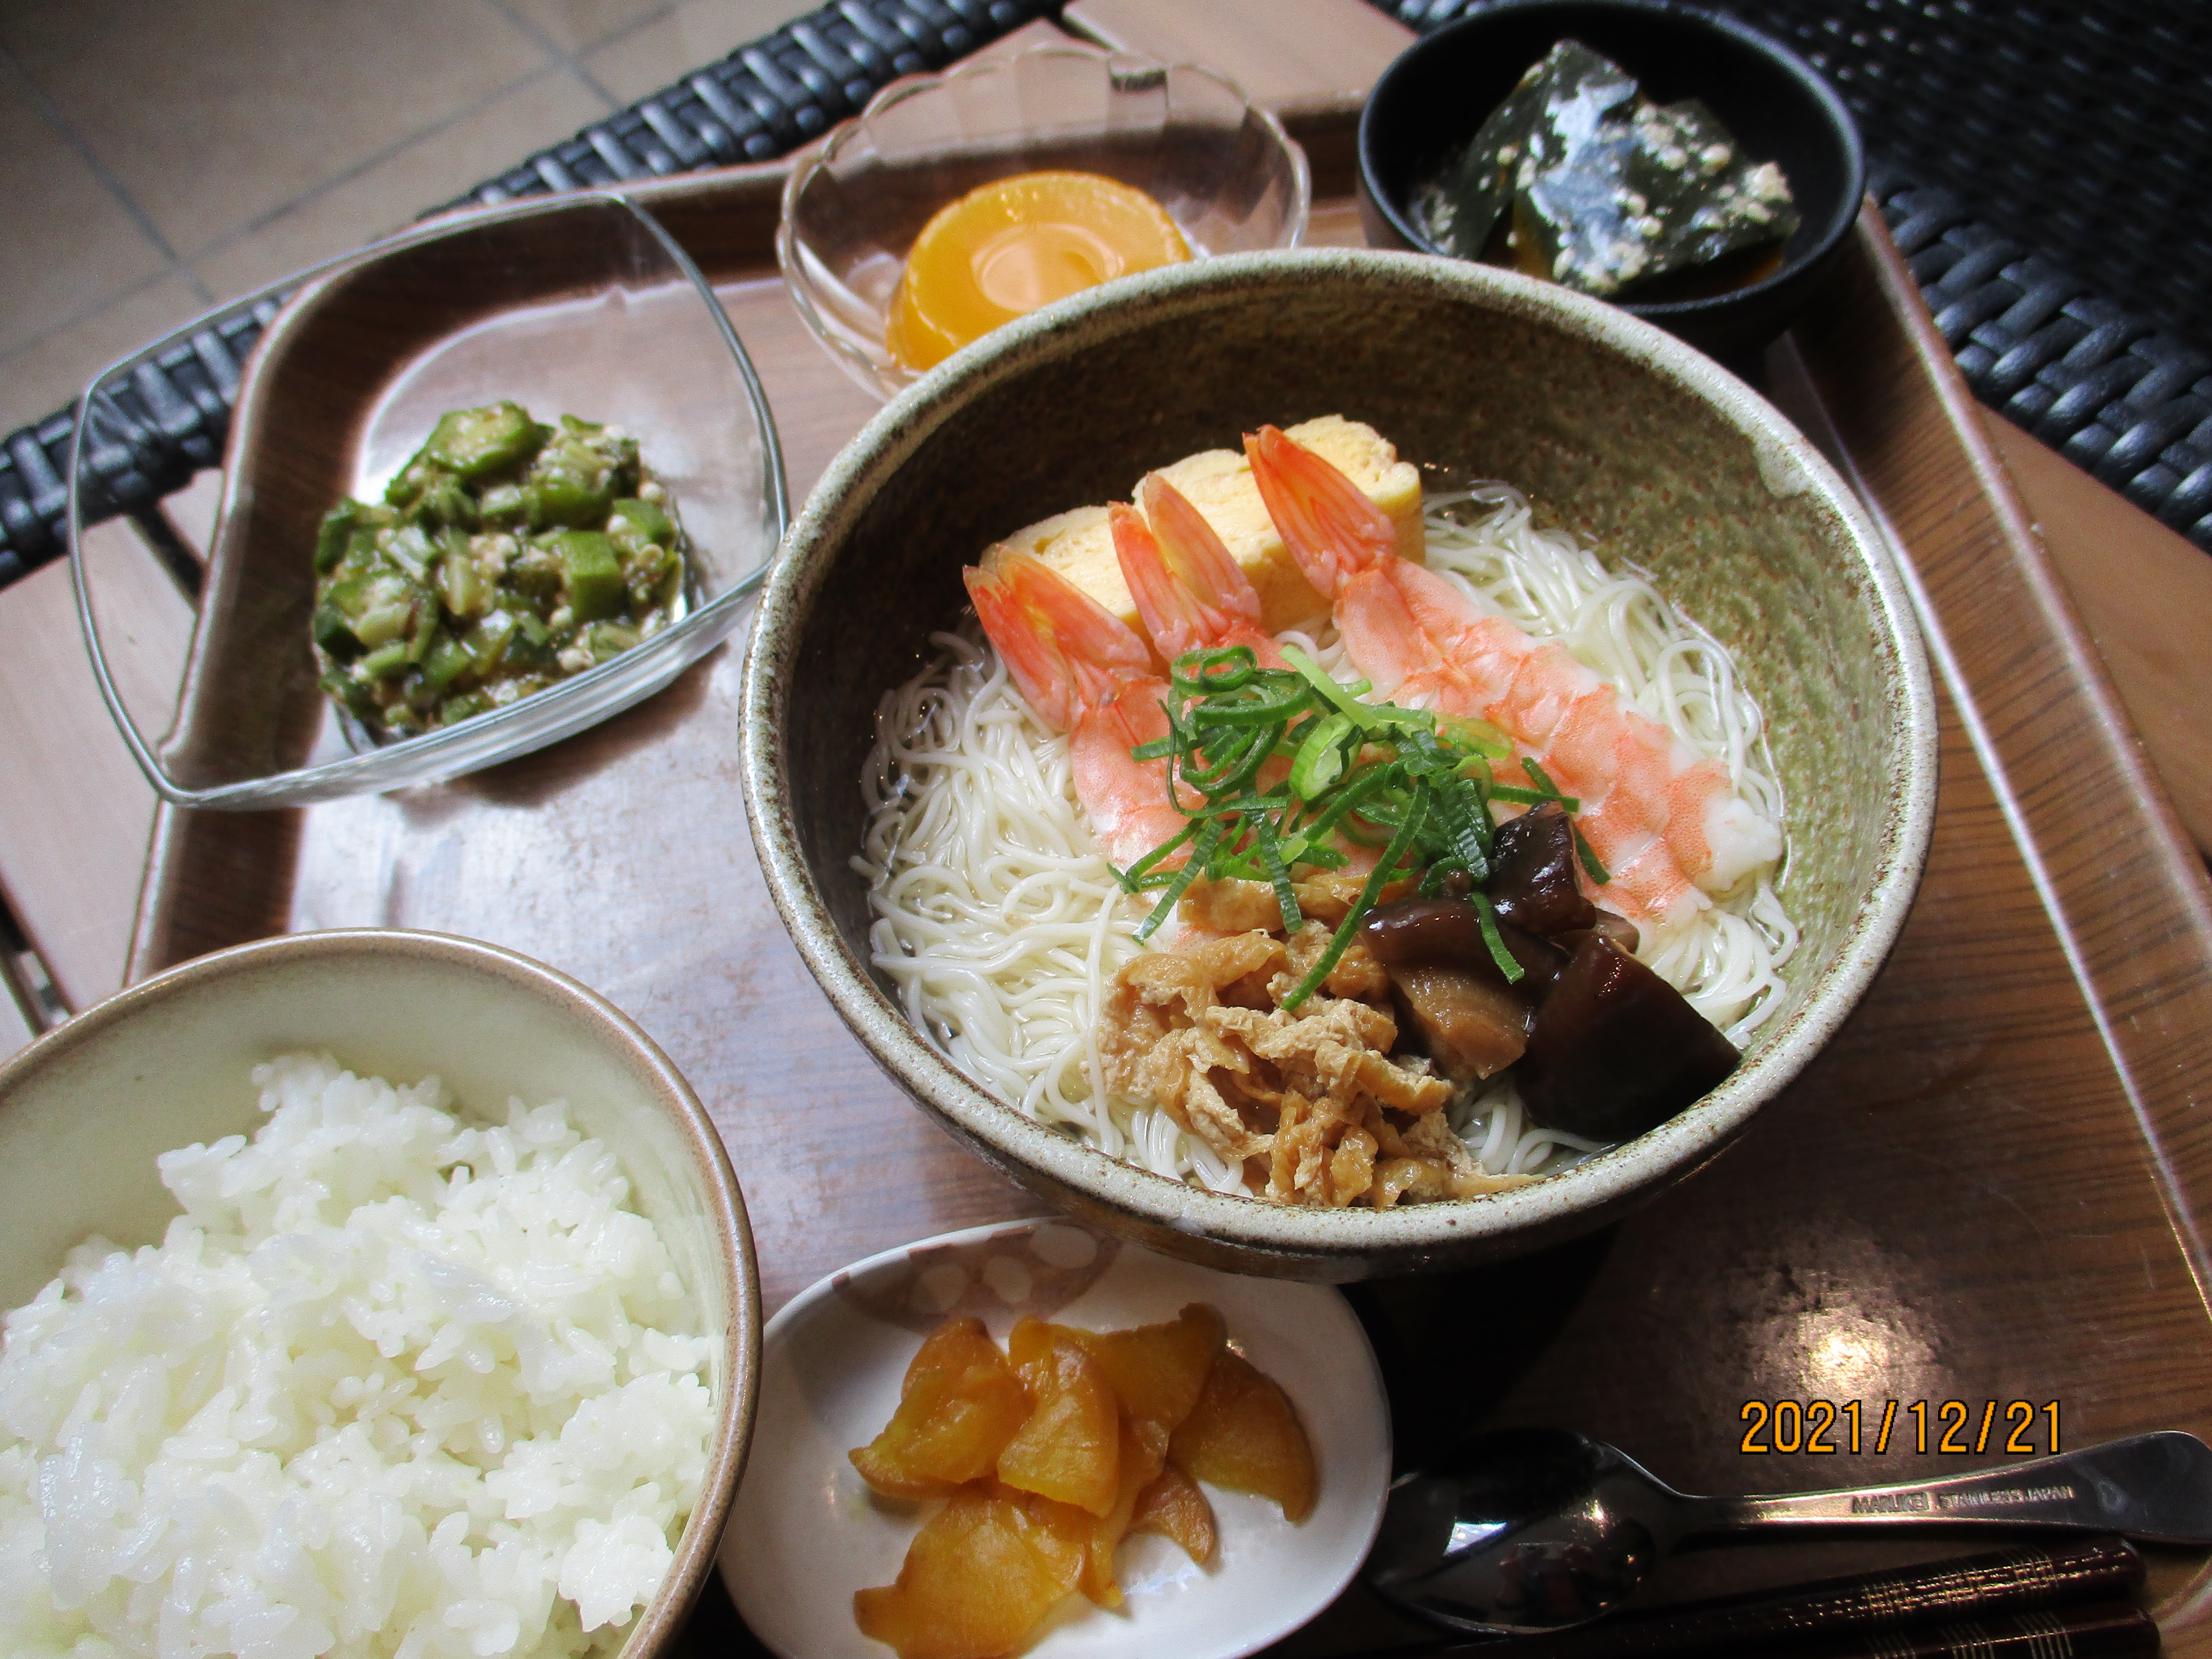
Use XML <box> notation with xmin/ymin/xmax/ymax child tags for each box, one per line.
<box><xmin>854</xmin><ymin>484</ymin><xmax>1794</xmax><ymax>1196</ymax></box>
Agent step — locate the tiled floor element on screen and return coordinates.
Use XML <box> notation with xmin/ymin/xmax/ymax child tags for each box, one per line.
<box><xmin>0</xmin><ymin>0</ymin><xmax>817</xmax><ymax>438</ymax></box>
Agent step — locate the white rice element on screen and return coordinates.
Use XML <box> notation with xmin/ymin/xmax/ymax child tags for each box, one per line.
<box><xmin>0</xmin><ymin>1054</ymin><xmax>713</xmax><ymax>1659</ymax></box>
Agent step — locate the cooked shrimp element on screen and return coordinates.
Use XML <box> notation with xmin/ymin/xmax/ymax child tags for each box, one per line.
<box><xmin>968</xmin><ymin>479</ymin><xmax>1311</xmax><ymax>868</ymax></box>
<box><xmin>964</xmin><ymin>544</ymin><xmax>1154</xmax><ymax>731</ymax></box>
<box><xmin>963</xmin><ymin>549</ymin><xmax>1186</xmax><ymax>865</ymax></box>
<box><xmin>1243</xmin><ymin>425</ymin><xmax>1780</xmax><ymax>929</ymax></box>
<box><xmin>1114</xmin><ymin>475</ymin><xmax>1286</xmax><ymax>670</ymax></box>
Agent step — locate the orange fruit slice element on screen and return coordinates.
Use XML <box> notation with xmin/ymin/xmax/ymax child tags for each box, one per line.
<box><xmin>887</xmin><ymin>171</ymin><xmax>1191</xmax><ymax>371</ymax></box>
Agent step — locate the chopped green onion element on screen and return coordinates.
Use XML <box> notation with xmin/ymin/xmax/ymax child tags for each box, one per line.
<box><xmin>1282</xmin><ymin>782</ymin><xmax>1429</xmax><ymax>1011</ymax></box>
<box><xmin>1254</xmin><ymin>815</ymin><xmax>1302</xmax><ymax>935</ymax></box>
<box><xmin>1171</xmin><ymin>645</ymin><xmax>1258</xmax><ymax>696</ymax></box>
<box><xmin>1488</xmin><ymin>783</ymin><xmax>1582</xmax><ymax>810</ymax></box>
<box><xmin>1574</xmin><ymin>829</ymin><xmax>1610</xmax><ymax>887</ymax></box>
<box><xmin>1280</xmin><ymin>764</ymin><xmax>1398</xmax><ymax>861</ymax></box>
<box><xmin>1115</xmin><ymin>818</ymin><xmax>1200</xmax><ymax>893</ymax></box>
<box><xmin>1516</xmin><ymin>757</ymin><xmax>1611</xmax><ymax>884</ymax></box>
<box><xmin>1279</xmin><ymin>643</ymin><xmax>1447</xmax><ymax>739</ymax></box>
<box><xmin>1440</xmin><ymin>714</ymin><xmax>1513</xmax><ymax>757</ymax></box>
<box><xmin>1184</xmin><ymin>720</ymin><xmax>1279</xmax><ymax>797</ymax></box>
<box><xmin>1355</xmin><ymin>703</ymin><xmax>1440</xmax><ymax>732</ymax></box>
<box><xmin>1279</xmin><ymin>644</ymin><xmax>1367</xmax><ymax>717</ymax></box>
<box><xmin>1208</xmin><ymin>785</ymin><xmax>1293</xmax><ymax>814</ymax></box>
<box><xmin>1121</xmin><ymin>644</ymin><xmax>1613</xmax><ymax>956</ymax></box>
<box><xmin>1188</xmin><ymin>691</ymin><xmax>1312</xmax><ymax>729</ymax></box>
<box><xmin>1469</xmin><ymin>892</ymin><xmax>1524</xmax><ymax>984</ymax></box>
<box><xmin>1135</xmin><ymin>816</ymin><xmax>1227</xmax><ymax>942</ymax></box>
<box><xmin>1442</xmin><ymin>810</ymin><xmax>1492</xmax><ymax>882</ymax></box>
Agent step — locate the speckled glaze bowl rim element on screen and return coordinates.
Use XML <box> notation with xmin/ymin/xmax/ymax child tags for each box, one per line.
<box><xmin>0</xmin><ymin>928</ymin><xmax>764</xmax><ymax>1656</ymax></box>
<box><xmin>740</xmin><ymin>246</ymin><xmax>1937</xmax><ymax>1265</ymax></box>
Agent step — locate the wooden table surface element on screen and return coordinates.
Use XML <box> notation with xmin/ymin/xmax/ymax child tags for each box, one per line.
<box><xmin>5</xmin><ymin>4</ymin><xmax>2212</xmax><ymax>1652</ymax></box>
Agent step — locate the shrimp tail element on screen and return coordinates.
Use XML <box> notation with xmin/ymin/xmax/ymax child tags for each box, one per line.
<box><xmin>1243</xmin><ymin>424</ymin><xmax>1398</xmax><ymax>600</ymax></box>
<box><xmin>1114</xmin><ymin>482</ymin><xmax>1283</xmax><ymax>668</ymax></box>
<box><xmin>965</xmin><ymin>549</ymin><xmax>1156</xmax><ymax>732</ymax></box>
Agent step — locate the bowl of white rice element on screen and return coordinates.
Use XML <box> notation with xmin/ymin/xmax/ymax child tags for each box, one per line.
<box><xmin>0</xmin><ymin>928</ymin><xmax>760</xmax><ymax>1658</ymax></box>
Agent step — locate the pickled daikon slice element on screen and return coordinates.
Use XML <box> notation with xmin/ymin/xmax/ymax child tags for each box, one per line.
<box><xmin>1079</xmin><ymin>1416</ymin><xmax>1171</xmax><ymax>1608</ymax></box>
<box><xmin>853</xmin><ymin>1482</ymin><xmax>1088</xmax><ymax>1659</ymax></box>
<box><xmin>851</xmin><ymin>1303</ymin><xmax>1314</xmax><ymax>1654</ymax></box>
<box><xmin>997</xmin><ymin>1317</ymin><xmax>1122</xmax><ymax>1516</ymax></box>
<box><xmin>1169</xmin><ymin>1349</ymin><xmax>1318</xmax><ymax>1522</ymax></box>
<box><xmin>851</xmin><ymin>1316</ymin><xmax>1034</xmax><ymax>1498</ymax></box>
<box><xmin>1127</xmin><ymin>1461</ymin><xmax>1218</xmax><ymax>1565</ymax></box>
<box><xmin>1068</xmin><ymin>1302</ymin><xmax>1224</xmax><ymax>1433</ymax></box>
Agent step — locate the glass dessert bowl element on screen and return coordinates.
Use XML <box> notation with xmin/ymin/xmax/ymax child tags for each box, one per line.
<box><xmin>778</xmin><ymin>40</ymin><xmax>1311</xmax><ymax>403</ymax></box>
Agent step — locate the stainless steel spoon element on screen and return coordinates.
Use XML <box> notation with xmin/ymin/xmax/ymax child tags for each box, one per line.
<box><xmin>1365</xmin><ymin>1427</ymin><xmax>2212</xmax><ymax>1634</ymax></box>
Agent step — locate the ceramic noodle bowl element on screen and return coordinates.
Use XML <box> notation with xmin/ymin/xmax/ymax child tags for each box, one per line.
<box><xmin>741</xmin><ymin>247</ymin><xmax>1936</xmax><ymax>1279</ymax></box>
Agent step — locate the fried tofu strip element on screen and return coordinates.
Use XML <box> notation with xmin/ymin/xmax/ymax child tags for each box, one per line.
<box><xmin>1100</xmin><ymin>921</ymin><xmax>1516</xmax><ymax>1207</ymax></box>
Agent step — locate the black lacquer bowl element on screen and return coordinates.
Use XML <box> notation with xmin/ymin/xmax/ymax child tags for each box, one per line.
<box><xmin>1357</xmin><ymin>0</ymin><xmax>1865</xmax><ymax>361</ymax></box>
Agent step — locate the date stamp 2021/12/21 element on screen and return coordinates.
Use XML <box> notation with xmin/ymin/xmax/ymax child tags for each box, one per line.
<box><xmin>1739</xmin><ymin>1400</ymin><xmax>2061</xmax><ymax>1455</ymax></box>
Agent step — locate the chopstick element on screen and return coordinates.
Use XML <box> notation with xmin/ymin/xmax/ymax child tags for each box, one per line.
<box><xmin>1378</xmin><ymin>1535</ymin><xmax>2148</xmax><ymax>1657</ymax></box>
<box><xmin>1778</xmin><ymin>1602</ymin><xmax>2156</xmax><ymax>1657</ymax></box>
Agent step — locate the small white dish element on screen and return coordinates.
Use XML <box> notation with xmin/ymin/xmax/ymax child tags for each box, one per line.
<box><xmin>718</xmin><ymin>1217</ymin><xmax>1391</xmax><ymax>1658</ymax></box>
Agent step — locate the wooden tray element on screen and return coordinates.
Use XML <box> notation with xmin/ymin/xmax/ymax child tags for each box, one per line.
<box><xmin>122</xmin><ymin>79</ymin><xmax>2212</xmax><ymax>1659</ymax></box>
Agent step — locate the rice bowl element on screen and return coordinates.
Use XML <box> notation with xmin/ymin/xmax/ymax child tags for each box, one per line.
<box><xmin>0</xmin><ymin>930</ymin><xmax>760</xmax><ymax>1658</ymax></box>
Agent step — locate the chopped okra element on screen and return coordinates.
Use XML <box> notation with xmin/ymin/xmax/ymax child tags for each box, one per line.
<box><xmin>310</xmin><ymin>402</ymin><xmax>688</xmax><ymax>740</ymax></box>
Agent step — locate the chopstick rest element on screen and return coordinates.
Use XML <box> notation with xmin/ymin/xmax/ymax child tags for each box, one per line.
<box><xmin>1381</xmin><ymin>1534</ymin><xmax>2145</xmax><ymax>1656</ymax></box>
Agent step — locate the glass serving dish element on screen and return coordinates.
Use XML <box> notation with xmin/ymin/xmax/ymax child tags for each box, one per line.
<box><xmin>778</xmin><ymin>40</ymin><xmax>1311</xmax><ymax>403</ymax></box>
<box><xmin>70</xmin><ymin>191</ymin><xmax>787</xmax><ymax>809</ymax></box>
